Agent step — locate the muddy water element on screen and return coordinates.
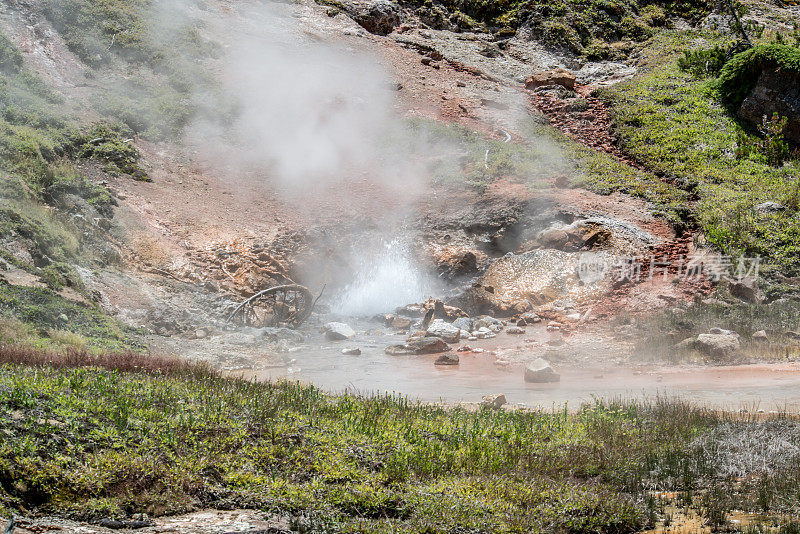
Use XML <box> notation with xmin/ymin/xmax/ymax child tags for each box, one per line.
<box><xmin>239</xmin><ymin>324</ymin><xmax>800</xmax><ymax>411</ymax></box>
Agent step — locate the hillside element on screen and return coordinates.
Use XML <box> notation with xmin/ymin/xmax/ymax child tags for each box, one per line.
<box><xmin>1</xmin><ymin>0</ymin><xmax>800</xmax><ymax>531</ymax></box>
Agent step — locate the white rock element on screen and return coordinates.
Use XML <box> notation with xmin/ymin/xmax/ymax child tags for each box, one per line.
<box><xmin>524</xmin><ymin>358</ymin><xmax>560</xmax><ymax>383</ymax></box>
<box><xmin>426</xmin><ymin>319</ymin><xmax>461</xmax><ymax>343</ymax></box>
<box><xmin>324</xmin><ymin>322</ymin><xmax>356</xmax><ymax>340</ymax></box>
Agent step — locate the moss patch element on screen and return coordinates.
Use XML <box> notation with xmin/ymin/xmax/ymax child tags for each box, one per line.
<box><xmin>716</xmin><ymin>44</ymin><xmax>800</xmax><ymax>110</ymax></box>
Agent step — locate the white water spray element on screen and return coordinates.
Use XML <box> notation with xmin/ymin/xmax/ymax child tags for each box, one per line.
<box><xmin>333</xmin><ymin>239</ymin><xmax>436</xmax><ymax>317</ymax></box>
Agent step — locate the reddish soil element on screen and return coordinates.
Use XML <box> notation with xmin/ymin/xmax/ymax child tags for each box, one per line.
<box><xmin>528</xmin><ymin>85</ymin><xmax>645</xmax><ymax>170</ymax></box>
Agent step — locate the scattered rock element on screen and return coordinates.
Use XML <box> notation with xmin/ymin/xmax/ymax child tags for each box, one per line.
<box><xmin>426</xmin><ymin>319</ymin><xmax>461</xmax><ymax>343</ymax></box>
<box><xmin>506</xmin><ymin>326</ymin><xmax>525</xmax><ymax>334</ymax></box>
<box><xmin>756</xmin><ymin>201</ymin><xmax>787</xmax><ymax>213</ymax></box>
<box><xmin>474</xmin><ymin>316</ymin><xmax>502</xmax><ymax>330</ymax></box>
<box><xmin>194</xmin><ymin>328</ymin><xmax>208</xmax><ymax>339</ymax></box>
<box><xmin>521</xmin><ymin>312</ymin><xmax>541</xmax><ymax>323</ymax></box>
<box><xmin>481</xmin><ymin>393</ymin><xmax>507</xmax><ymax>409</ymax></box>
<box><xmin>525</xmin><ymin>67</ymin><xmax>576</xmax><ymax>90</ymax></box>
<box><xmin>390</xmin><ymin>316</ymin><xmax>412</xmax><ymax>329</ymax></box>
<box><xmin>341</xmin><ymin>347</ymin><xmax>362</xmax><ymax>355</ymax></box>
<box><xmin>434</xmin><ymin>353</ymin><xmax>460</xmax><ymax>366</ymax></box>
<box><xmin>452</xmin><ymin>317</ymin><xmax>474</xmax><ymax>332</ymax></box>
<box><xmin>674</xmin><ymin>337</ymin><xmax>696</xmax><ymax>351</ymax></box>
<box><xmin>752</xmin><ymin>330</ymin><xmax>769</xmax><ymax>343</ymax></box>
<box><xmin>474</xmin><ymin>327</ymin><xmax>495</xmax><ymax>339</ymax></box>
<box><xmin>478</xmin><ymin>44</ymin><xmax>502</xmax><ymax>58</ymax></box>
<box><xmin>729</xmin><ymin>276</ymin><xmax>764</xmax><ymax>304</ymax></box>
<box><xmin>695</xmin><ymin>333</ymin><xmax>741</xmax><ymax>359</ymax></box>
<box><xmin>324</xmin><ymin>322</ymin><xmax>356</xmax><ymax>340</ymax></box>
<box><xmin>386</xmin><ymin>337</ymin><xmax>450</xmax><ymax>355</ymax></box>
<box><xmin>524</xmin><ymin>358</ymin><xmax>560</xmax><ymax>383</ymax></box>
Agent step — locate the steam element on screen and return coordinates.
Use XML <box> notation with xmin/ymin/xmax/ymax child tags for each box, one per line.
<box><xmin>332</xmin><ymin>238</ymin><xmax>438</xmax><ymax>316</ymax></box>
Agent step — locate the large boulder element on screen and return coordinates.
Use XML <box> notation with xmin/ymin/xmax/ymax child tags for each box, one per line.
<box><xmin>738</xmin><ymin>66</ymin><xmax>800</xmax><ymax>144</ymax></box>
<box><xmin>338</xmin><ymin>0</ymin><xmax>401</xmax><ymax>35</ymax></box>
<box><xmin>426</xmin><ymin>319</ymin><xmax>461</xmax><ymax>343</ymax></box>
<box><xmin>524</xmin><ymin>358</ymin><xmax>561</xmax><ymax>383</ymax></box>
<box><xmin>695</xmin><ymin>333</ymin><xmax>740</xmax><ymax>359</ymax></box>
<box><xmin>729</xmin><ymin>277</ymin><xmax>764</xmax><ymax>304</ymax></box>
<box><xmin>525</xmin><ymin>68</ymin><xmax>576</xmax><ymax>90</ymax></box>
<box><xmin>324</xmin><ymin>322</ymin><xmax>356</xmax><ymax>340</ymax></box>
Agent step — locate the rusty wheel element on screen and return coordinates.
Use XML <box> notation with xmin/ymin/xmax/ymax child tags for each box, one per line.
<box><xmin>227</xmin><ymin>284</ymin><xmax>314</xmax><ymax>328</ymax></box>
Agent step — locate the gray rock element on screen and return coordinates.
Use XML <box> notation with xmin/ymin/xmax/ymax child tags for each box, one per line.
<box><xmin>738</xmin><ymin>66</ymin><xmax>800</xmax><ymax>144</ymax></box>
<box><xmin>452</xmin><ymin>317</ymin><xmax>474</xmax><ymax>332</ymax></box>
<box><xmin>524</xmin><ymin>358</ymin><xmax>560</xmax><ymax>383</ymax></box>
<box><xmin>384</xmin><ymin>344</ymin><xmax>416</xmax><ymax>355</ymax></box>
<box><xmin>434</xmin><ymin>353</ymin><xmax>460</xmax><ymax>366</ymax></box>
<box><xmin>752</xmin><ymin>330</ymin><xmax>769</xmax><ymax>343</ymax></box>
<box><xmin>426</xmin><ymin>319</ymin><xmax>461</xmax><ymax>343</ymax></box>
<box><xmin>729</xmin><ymin>277</ymin><xmax>764</xmax><ymax>304</ymax></box>
<box><xmin>506</xmin><ymin>326</ymin><xmax>525</xmax><ymax>334</ymax></box>
<box><xmin>390</xmin><ymin>316</ymin><xmax>412</xmax><ymax>329</ymax></box>
<box><xmin>324</xmin><ymin>322</ymin><xmax>356</xmax><ymax>340</ymax></box>
<box><xmin>341</xmin><ymin>347</ymin><xmax>362</xmax><ymax>355</ymax></box>
<box><xmin>385</xmin><ymin>337</ymin><xmax>450</xmax><ymax>355</ymax></box>
<box><xmin>340</xmin><ymin>0</ymin><xmax>400</xmax><ymax>35</ymax></box>
<box><xmin>709</xmin><ymin>327</ymin><xmax>738</xmax><ymax>337</ymax></box>
<box><xmin>674</xmin><ymin>337</ymin><xmax>696</xmax><ymax>351</ymax></box>
<box><xmin>482</xmin><ymin>393</ymin><xmax>507</xmax><ymax>409</ymax></box>
<box><xmin>696</xmin><ymin>333</ymin><xmax>741</xmax><ymax>359</ymax></box>
<box><xmin>521</xmin><ymin>312</ymin><xmax>542</xmax><ymax>323</ymax></box>
<box><xmin>474</xmin><ymin>316</ymin><xmax>503</xmax><ymax>330</ymax></box>
<box><xmin>756</xmin><ymin>201</ymin><xmax>786</xmax><ymax>213</ymax></box>
<box><xmin>260</xmin><ymin>327</ymin><xmax>305</xmax><ymax>343</ymax></box>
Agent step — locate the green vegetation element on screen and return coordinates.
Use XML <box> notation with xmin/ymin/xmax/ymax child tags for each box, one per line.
<box><xmin>400</xmin><ymin>0</ymin><xmax>709</xmax><ymax>56</ymax></box>
<box><xmin>601</xmin><ymin>33</ymin><xmax>800</xmax><ymax>274</ymax></box>
<box><xmin>0</xmin><ymin>34</ymin><xmax>142</xmax><ymax>351</ymax></box>
<box><xmin>0</xmin><ymin>284</ymin><xmax>138</xmax><ymax>352</ymax></box>
<box><xmin>1</xmin><ymin>359</ymin><xmax>799</xmax><ymax>531</ymax></box>
<box><xmin>716</xmin><ymin>44</ymin><xmax>800</xmax><ymax>110</ymax></box>
<box><xmin>41</xmin><ymin>0</ymin><xmax>218</xmax><ymax>141</ymax></box>
<box><xmin>677</xmin><ymin>45</ymin><xmax>728</xmax><ymax>77</ymax></box>
<box><xmin>401</xmin><ymin>118</ymin><xmax>568</xmax><ymax>190</ymax></box>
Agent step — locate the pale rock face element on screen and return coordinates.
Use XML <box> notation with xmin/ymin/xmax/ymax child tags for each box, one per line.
<box><xmin>524</xmin><ymin>358</ymin><xmax>560</xmax><ymax>383</ymax></box>
<box><xmin>324</xmin><ymin>322</ymin><xmax>356</xmax><ymax>340</ymax></box>
<box><xmin>695</xmin><ymin>333</ymin><xmax>741</xmax><ymax>359</ymax></box>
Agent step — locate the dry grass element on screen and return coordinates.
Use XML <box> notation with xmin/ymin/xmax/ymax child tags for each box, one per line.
<box><xmin>0</xmin><ymin>343</ymin><xmax>214</xmax><ymax>377</ymax></box>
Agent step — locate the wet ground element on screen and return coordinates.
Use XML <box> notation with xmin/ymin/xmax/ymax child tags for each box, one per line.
<box><xmin>235</xmin><ymin>323</ymin><xmax>800</xmax><ymax>412</ymax></box>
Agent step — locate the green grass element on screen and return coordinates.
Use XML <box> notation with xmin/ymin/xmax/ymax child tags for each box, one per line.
<box><xmin>0</xmin><ymin>283</ymin><xmax>139</xmax><ymax>352</ymax></box>
<box><xmin>601</xmin><ymin>32</ymin><xmax>800</xmax><ymax>274</ymax></box>
<box><xmin>1</xmin><ymin>361</ymin><xmax>800</xmax><ymax>531</ymax></box>
<box><xmin>716</xmin><ymin>44</ymin><xmax>800</xmax><ymax>110</ymax></box>
<box><xmin>40</xmin><ymin>0</ymin><xmax>218</xmax><ymax>141</ymax></box>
